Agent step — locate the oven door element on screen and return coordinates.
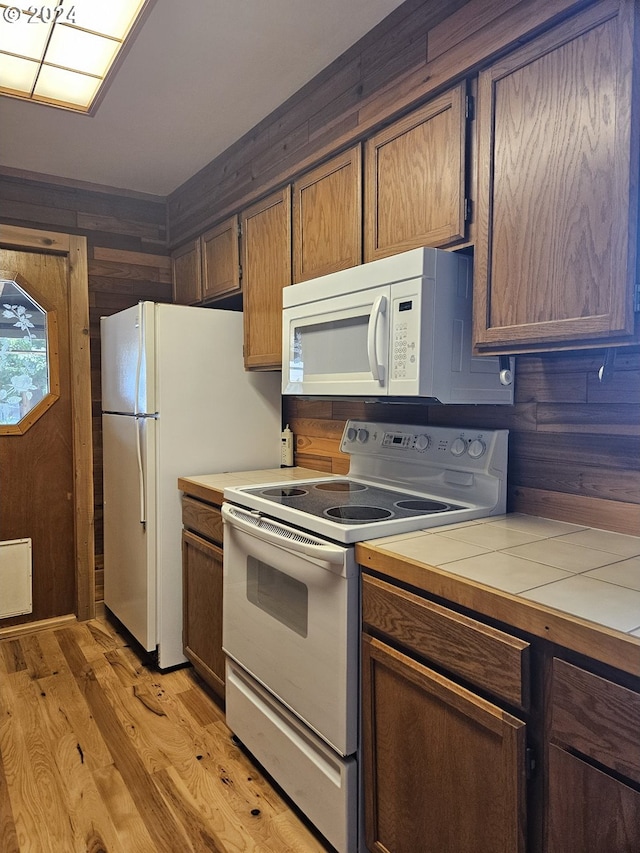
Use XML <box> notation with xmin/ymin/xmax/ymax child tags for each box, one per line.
<box><xmin>221</xmin><ymin>503</ymin><xmax>358</xmax><ymax>756</ymax></box>
<box><xmin>282</xmin><ymin>284</ymin><xmax>390</xmax><ymax>396</ymax></box>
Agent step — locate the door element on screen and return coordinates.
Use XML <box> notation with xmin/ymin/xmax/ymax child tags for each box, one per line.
<box><xmin>100</xmin><ymin>301</ymin><xmax>155</xmax><ymax>415</ymax></box>
<box><xmin>241</xmin><ymin>186</ymin><xmax>292</xmax><ymax>370</ymax></box>
<box><xmin>364</xmin><ymin>83</ymin><xmax>468</xmax><ymax>261</ymax></box>
<box><xmin>222</xmin><ymin>503</ymin><xmax>358</xmax><ymax>756</ymax></box>
<box><xmin>362</xmin><ymin>634</ymin><xmax>527</xmax><ymax>853</ymax></box>
<box><xmin>201</xmin><ymin>215</ymin><xmax>241</xmax><ymax>302</ymax></box>
<box><xmin>0</xmin><ymin>228</ymin><xmax>92</xmax><ymax>626</ymax></box>
<box><xmin>102</xmin><ymin>412</ymin><xmax>157</xmax><ymax>651</ymax></box>
<box><xmin>282</xmin><ymin>283</ymin><xmax>390</xmax><ymax>396</ymax></box>
<box><xmin>293</xmin><ymin>145</ymin><xmax>362</xmax><ymax>283</ymax></box>
<box><xmin>473</xmin><ymin>0</ymin><xmax>639</xmax><ymax>352</ymax></box>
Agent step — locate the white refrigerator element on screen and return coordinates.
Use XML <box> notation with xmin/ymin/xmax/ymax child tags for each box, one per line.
<box><xmin>100</xmin><ymin>301</ymin><xmax>282</xmax><ymax>669</ymax></box>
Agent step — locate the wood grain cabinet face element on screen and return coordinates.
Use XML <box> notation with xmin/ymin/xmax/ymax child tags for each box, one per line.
<box><xmin>241</xmin><ymin>186</ymin><xmax>292</xmax><ymax>370</ymax></box>
<box><xmin>182</xmin><ymin>498</ymin><xmax>225</xmax><ymax>700</ymax></box>
<box><xmin>474</xmin><ymin>0</ymin><xmax>639</xmax><ymax>353</ymax></box>
<box><xmin>362</xmin><ymin>634</ymin><xmax>527</xmax><ymax>853</ymax></box>
<box><xmin>171</xmin><ymin>238</ymin><xmax>202</xmax><ymax>305</ymax></box>
<box><xmin>546</xmin><ymin>658</ymin><xmax>640</xmax><ymax>853</ymax></box>
<box><xmin>364</xmin><ymin>83</ymin><xmax>468</xmax><ymax>261</ymax></box>
<box><xmin>293</xmin><ymin>146</ymin><xmax>362</xmax><ymax>283</ymax></box>
<box><xmin>201</xmin><ymin>215</ymin><xmax>241</xmax><ymax>302</ymax></box>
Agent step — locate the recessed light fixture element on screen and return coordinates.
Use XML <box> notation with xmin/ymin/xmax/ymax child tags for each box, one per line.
<box><xmin>0</xmin><ymin>0</ymin><xmax>155</xmax><ymax>113</ymax></box>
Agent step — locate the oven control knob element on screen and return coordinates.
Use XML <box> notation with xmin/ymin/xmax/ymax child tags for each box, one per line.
<box><xmin>415</xmin><ymin>433</ymin><xmax>431</xmax><ymax>452</ymax></box>
<box><xmin>450</xmin><ymin>437</ymin><xmax>467</xmax><ymax>457</ymax></box>
<box><xmin>357</xmin><ymin>428</ymin><xmax>370</xmax><ymax>443</ymax></box>
<box><xmin>346</xmin><ymin>427</ymin><xmax>357</xmax><ymax>442</ymax></box>
<box><xmin>468</xmin><ymin>439</ymin><xmax>487</xmax><ymax>459</ymax></box>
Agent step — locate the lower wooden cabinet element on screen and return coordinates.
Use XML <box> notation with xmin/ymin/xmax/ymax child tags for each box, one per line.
<box><xmin>362</xmin><ymin>572</ymin><xmax>529</xmax><ymax>853</ymax></box>
<box><xmin>547</xmin><ymin>744</ymin><xmax>640</xmax><ymax>853</ymax></box>
<box><xmin>361</xmin><ymin>571</ymin><xmax>640</xmax><ymax>853</ymax></box>
<box><xmin>547</xmin><ymin>657</ymin><xmax>640</xmax><ymax>853</ymax></box>
<box><xmin>181</xmin><ymin>496</ymin><xmax>225</xmax><ymax>700</ymax></box>
<box><xmin>362</xmin><ymin>633</ymin><xmax>527</xmax><ymax>853</ymax></box>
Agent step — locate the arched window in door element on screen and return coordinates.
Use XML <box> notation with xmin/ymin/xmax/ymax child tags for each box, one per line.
<box><xmin>0</xmin><ymin>272</ymin><xmax>59</xmax><ymax>435</ymax></box>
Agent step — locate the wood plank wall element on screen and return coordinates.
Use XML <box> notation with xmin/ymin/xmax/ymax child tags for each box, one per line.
<box><xmin>0</xmin><ymin>170</ymin><xmax>169</xmax><ymax>602</ymax></box>
<box><xmin>167</xmin><ymin>0</ymin><xmax>593</xmax><ymax>247</ymax></box>
<box><xmin>284</xmin><ymin>348</ymin><xmax>640</xmax><ymax>535</ymax></box>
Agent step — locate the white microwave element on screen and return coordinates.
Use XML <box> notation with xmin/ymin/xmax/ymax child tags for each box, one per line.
<box><xmin>282</xmin><ymin>247</ymin><xmax>514</xmax><ymax>404</ymax></box>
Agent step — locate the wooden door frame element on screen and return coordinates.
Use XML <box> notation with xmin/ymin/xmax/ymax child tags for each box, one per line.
<box><xmin>0</xmin><ymin>223</ymin><xmax>95</xmax><ymax>621</ymax></box>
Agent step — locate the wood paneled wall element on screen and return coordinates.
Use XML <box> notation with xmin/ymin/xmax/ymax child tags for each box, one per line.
<box><xmin>284</xmin><ymin>348</ymin><xmax>640</xmax><ymax>535</ymax></box>
<box><xmin>0</xmin><ymin>169</ymin><xmax>169</xmax><ymax>602</ymax></box>
<box><xmin>167</xmin><ymin>0</ymin><xmax>592</xmax><ymax>247</ymax></box>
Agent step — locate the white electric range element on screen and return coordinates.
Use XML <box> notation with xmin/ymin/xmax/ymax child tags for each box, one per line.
<box><xmin>221</xmin><ymin>420</ymin><xmax>508</xmax><ymax>853</ymax></box>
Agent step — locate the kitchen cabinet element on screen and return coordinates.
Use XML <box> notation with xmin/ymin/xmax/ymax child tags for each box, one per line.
<box><xmin>473</xmin><ymin>0</ymin><xmax>639</xmax><ymax>354</ymax></box>
<box><xmin>363</xmin><ymin>82</ymin><xmax>468</xmax><ymax>262</ymax></box>
<box><xmin>361</xmin><ymin>573</ymin><xmax>529</xmax><ymax>853</ymax></box>
<box><xmin>172</xmin><ymin>217</ymin><xmax>241</xmax><ymax>306</ymax></box>
<box><xmin>171</xmin><ymin>238</ymin><xmax>202</xmax><ymax>305</ymax></box>
<box><xmin>181</xmin><ymin>494</ymin><xmax>225</xmax><ymax>700</ymax></box>
<box><xmin>292</xmin><ymin>146</ymin><xmax>362</xmax><ymax>283</ymax></box>
<box><xmin>546</xmin><ymin>657</ymin><xmax>640</xmax><ymax>853</ymax></box>
<box><xmin>201</xmin><ymin>215</ymin><xmax>241</xmax><ymax>302</ymax></box>
<box><xmin>241</xmin><ymin>186</ymin><xmax>292</xmax><ymax>370</ymax></box>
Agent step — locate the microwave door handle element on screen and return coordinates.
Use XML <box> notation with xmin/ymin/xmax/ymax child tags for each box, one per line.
<box><xmin>367</xmin><ymin>294</ymin><xmax>387</xmax><ymax>384</ymax></box>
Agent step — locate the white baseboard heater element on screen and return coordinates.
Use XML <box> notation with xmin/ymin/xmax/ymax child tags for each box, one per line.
<box><xmin>0</xmin><ymin>538</ymin><xmax>33</xmax><ymax>618</ymax></box>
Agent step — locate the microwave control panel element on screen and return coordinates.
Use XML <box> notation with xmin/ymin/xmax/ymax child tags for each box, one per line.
<box><xmin>390</xmin><ymin>294</ymin><xmax>420</xmax><ymax>381</ymax></box>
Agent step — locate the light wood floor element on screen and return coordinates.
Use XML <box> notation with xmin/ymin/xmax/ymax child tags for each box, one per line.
<box><xmin>0</xmin><ymin>616</ymin><xmax>332</xmax><ymax>852</ymax></box>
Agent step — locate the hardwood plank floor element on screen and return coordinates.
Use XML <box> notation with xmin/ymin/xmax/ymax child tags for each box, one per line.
<box><xmin>0</xmin><ymin>617</ymin><xmax>332</xmax><ymax>853</ymax></box>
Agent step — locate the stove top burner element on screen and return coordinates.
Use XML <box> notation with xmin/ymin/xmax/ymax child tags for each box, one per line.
<box><xmin>261</xmin><ymin>486</ymin><xmax>308</xmax><ymax>498</ymax></box>
<box><xmin>314</xmin><ymin>481</ymin><xmax>367</xmax><ymax>492</ymax></box>
<box><xmin>325</xmin><ymin>505</ymin><xmax>393</xmax><ymax>522</ymax></box>
<box><xmin>246</xmin><ymin>478</ymin><xmax>465</xmax><ymax>527</ymax></box>
<box><xmin>394</xmin><ymin>499</ymin><xmax>452</xmax><ymax>513</ymax></box>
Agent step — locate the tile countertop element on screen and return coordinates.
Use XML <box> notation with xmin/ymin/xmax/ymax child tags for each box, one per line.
<box><xmin>178</xmin><ymin>467</ymin><xmax>329</xmax><ymax>505</ymax></box>
<box><xmin>356</xmin><ymin>514</ymin><xmax>640</xmax><ymax>679</ymax></box>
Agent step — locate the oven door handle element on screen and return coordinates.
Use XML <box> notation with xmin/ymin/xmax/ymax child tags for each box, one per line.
<box><xmin>222</xmin><ymin>503</ymin><xmax>346</xmax><ymax>567</ymax></box>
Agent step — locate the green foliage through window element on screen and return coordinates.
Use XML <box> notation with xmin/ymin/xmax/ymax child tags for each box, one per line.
<box><xmin>0</xmin><ymin>282</ymin><xmax>49</xmax><ymax>426</ymax></box>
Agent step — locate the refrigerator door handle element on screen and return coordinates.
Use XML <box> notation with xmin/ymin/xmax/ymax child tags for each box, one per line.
<box><xmin>135</xmin><ymin>307</ymin><xmax>143</xmax><ymax>415</ymax></box>
<box><xmin>135</xmin><ymin>416</ymin><xmax>146</xmax><ymax>527</ymax></box>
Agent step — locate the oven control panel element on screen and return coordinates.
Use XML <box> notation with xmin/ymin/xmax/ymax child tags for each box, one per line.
<box><xmin>341</xmin><ymin>420</ymin><xmax>508</xmax><ymax>474</ymax></box>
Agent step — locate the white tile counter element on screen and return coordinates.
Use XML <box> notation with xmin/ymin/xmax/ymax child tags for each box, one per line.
<box><xmin>357</xmin><ymin>513</ymin><xmax>640</xmax><ymax>677</ymax></box>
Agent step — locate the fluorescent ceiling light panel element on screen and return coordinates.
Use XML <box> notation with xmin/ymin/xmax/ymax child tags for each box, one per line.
<box><xmin>0</xmin><ymin>52</ymin><xmax>38</xmax><ymax>91</ymax></box>
<box><xmin>0</xmin><ymin>0</ymin><xmax>151</xmax><ymax>112</ymax></box>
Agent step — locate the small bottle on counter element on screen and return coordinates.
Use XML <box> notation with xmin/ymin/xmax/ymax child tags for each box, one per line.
<box><xmin>281</xmin><ymin>425</ymin><xmax>294</xmax><ymax>467</ymax></box>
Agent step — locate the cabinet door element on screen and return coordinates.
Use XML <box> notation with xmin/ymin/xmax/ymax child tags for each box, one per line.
<box><xmin>474</xmin><ymin>0</ymin><xmax>639</xmax><ymax>353</ymax></box>
<box><xmin>182</xmin><ymin>529</ymin><xmax>225</xmax><ymax>699</ymax></box>
<box><xmin>362</xmin><ymin>634</ymin><xmax>527</xmax><ymax>853</ymax></box>
<box><xmin>171</xmin><ymin>238</ymin><xmax>202</xmax><ymax>305</ymax></box>
<box><xmin>241</xmin><ymin>187</ymin><xmax>292</xmax><ymax>369</ymax></box>
<box><xmin>293</xmin><ymin>146</ymin><xmax>361</xmax><ymax>283</ymax></box>
<box><xmin>547</xmin><ymin>744</ymin><xmax>640</xmax><ymax>853</ymax></box>
<box><xmin>201</xmin><ymin>215</ymin><xmax>241</xmax><ymax>302</ymax></box>
<box><xmin>364</xmin><ymin>83</ymin><xmax>468</xmax><ymax>261</ymax></box>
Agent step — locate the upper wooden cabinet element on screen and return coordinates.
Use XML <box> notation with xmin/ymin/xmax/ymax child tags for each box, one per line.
<box><xmin>171</xmin><ymin>238</ymin><xmax>202</xmax><ymax>305</ymax></box>
<box><xmin>364</xmin><ymin>83</ymin><xmax>468</xmax><ymax>261</ymax></box>
<box><xmin>172</xmin><ymin>216</ymin><xmax>241</xmax><ymax>306</ymax></box>
<box><xmin>201</xmin><ymin>215</ymin><xmax>241</xmax><ymax>302</ymax></box>
<box><xmin>241</xmin><ymin>186</ymin><xmax>292</xmax><ymax>370</ymax></box>
<box><xmin>473</xmin><ymin>0</ymin><xmax>639</xmax><ymax>353</ymax></box>
<box><xmin>293</xmin><ymin>146</ymin><xmax>362</xmax><ymax>283</ymax></box>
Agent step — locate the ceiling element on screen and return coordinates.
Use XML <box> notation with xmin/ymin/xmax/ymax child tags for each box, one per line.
<box><xmin>0</xmin><ymin>0</ymin><xmax>407</xmax><ymax>197</ymax></box>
